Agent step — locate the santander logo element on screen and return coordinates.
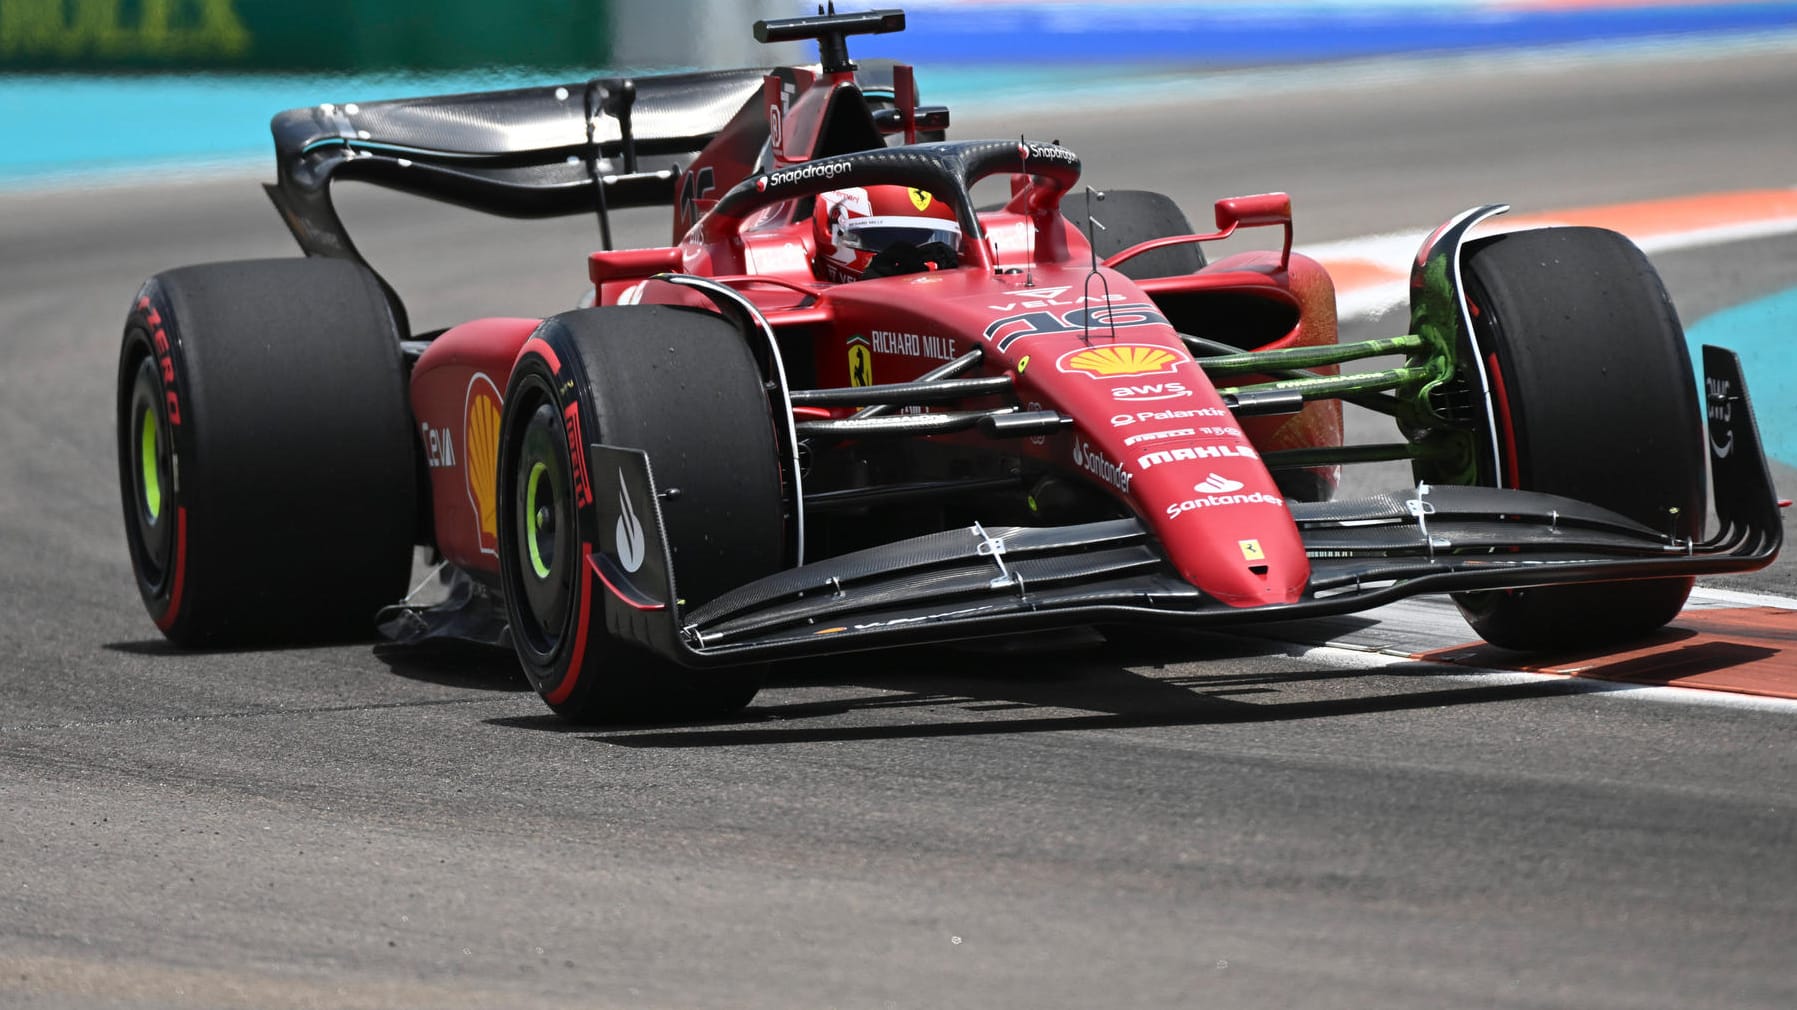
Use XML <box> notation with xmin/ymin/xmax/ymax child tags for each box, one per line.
<box><xmin>1192</xmin><ymin>473</ymin><xmax>1244</xmax><ymax>494</ymax></box>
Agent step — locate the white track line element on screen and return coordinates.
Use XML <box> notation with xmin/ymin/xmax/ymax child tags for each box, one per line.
<box><xmin>1688</xmin><ymin>586</ymin><xmax>1797</xmax><ymax>611</ymax></box>
<box><xmin>1267</xmin><ymin>640</ymin><xmax>1797</xmax><ymax>714</ymax></box>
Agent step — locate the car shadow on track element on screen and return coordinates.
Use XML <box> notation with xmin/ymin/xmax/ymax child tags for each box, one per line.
<box><xmin>104</xmin><ymin>638</ymin><xmax>535</xmax><ymax>692</ymax></box>
<box><xmin>372</xmin><ymin>641</ymin><xmax>532</xmax><ymax>692</ymax></box>
<box><xmin>485</xmin><ymin>629</ymin><xmax>1579</xmax><ymax>746</ymax></box>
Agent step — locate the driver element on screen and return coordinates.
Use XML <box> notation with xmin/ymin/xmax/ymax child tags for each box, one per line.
<box><xmin>813</xmin><ymin>185</ymin><xmax>961</xmax><ymax>283</ymax></box>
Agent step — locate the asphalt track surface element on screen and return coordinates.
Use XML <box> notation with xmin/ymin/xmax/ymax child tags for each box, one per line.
<box><xmin>3</xmin><ymin>48</ymin><xmax>1794</xmax><ymax>1010</ymax></box>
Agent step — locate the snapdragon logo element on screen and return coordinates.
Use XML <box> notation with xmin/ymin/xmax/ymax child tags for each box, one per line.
<box><xmin>1018</xmin><ymin>142</ymin><xmax>1077</xmax><ymax>164</ymax></box>
<box><xmin>1136</xmin><ymin>444</ymin><xmax>1259</xmax><ymax>470</ymax></box>
<box><xmin>1072</xmin><ymin>439</ymin><xmax>1132</xmax><ymax>493</ymax></box>
<box><xmin>755</xmin><ymin>160</ymin><xmax>853</xmax><ymax>191</ymax></box>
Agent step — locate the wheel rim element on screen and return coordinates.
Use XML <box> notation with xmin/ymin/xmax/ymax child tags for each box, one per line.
<box><xmin>139</xmin><ymin>407</ymin><xmax>162</xmax><ymax>521</ymax></box>
<box><xmin>525</xmin><ymin>461</ymin><xmax>556</xmax><ymax>579</ymax></box>
<box><xmin>511</xmin><ymin>402</ymin><xmax>577</xmax><ymax>657</ymax></box>
<box><xmin>126</xmin><ymin>354</ymin><xmax>174</xmax><ymax>580</ymax></box>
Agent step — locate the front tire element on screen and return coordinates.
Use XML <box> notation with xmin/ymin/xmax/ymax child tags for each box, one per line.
<box><xmin>497</xmin><ymin>306</ymin><xmax>786</xmax><ymax>723</ymax></box>
<box><xmin>1447</xmin><ymin>227</ymin><xmax>1704</xmax><ymax>651</ymax></box>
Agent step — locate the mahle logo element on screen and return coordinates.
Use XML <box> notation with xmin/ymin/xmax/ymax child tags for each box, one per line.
<box><xmin>1137</xmin><ymin>444</ymin><xmax>1259</xmax><ymax>471</ymax></box>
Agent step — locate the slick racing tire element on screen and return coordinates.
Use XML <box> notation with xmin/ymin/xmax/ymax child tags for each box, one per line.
<box><xmin>1061</xmin><ymin>189</ymin><xmax>1205</xmax><ymax>279</ymax></box>
<box><xmin>498</xmin><ymin>306</ymin><xmax>785</xmax><ymax>723</ymax></box>
<box><xmin>1448</xmin><ymin>227</ymin><xmax>1705</xmax><ymax>651</ymax></box>
<box><xmin>117</xmin><ymin>258</ymin><xmax>417</xmax><ymax>646</ymax></box>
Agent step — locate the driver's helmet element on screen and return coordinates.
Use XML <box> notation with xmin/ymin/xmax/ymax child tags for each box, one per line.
<box><xmin>813</xmin><ymin>185</ymin><xmax>961</xmax><ymax>283</ymax></box>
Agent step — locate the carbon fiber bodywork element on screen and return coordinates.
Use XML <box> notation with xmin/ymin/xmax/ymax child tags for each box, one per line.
<box><xmin>264</xmin><ymin>67</ymin><xmax>778</xmax><ymax>268</ymax></box>
<box><xmin>261</xmin><ymin>62</ymin><xmax>930</xmax><ymax>264</ymax></box>
<box><xmin>576</xmin><ymin>347</ymin><xmax>1781</xmax><ymax>667</ymax></box>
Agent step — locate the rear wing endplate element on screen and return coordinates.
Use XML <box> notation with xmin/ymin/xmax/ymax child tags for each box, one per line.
<box><xmin>263</xmin><ymin>67</ymin><xmax>773</xmax><ymax>265</ymax></box>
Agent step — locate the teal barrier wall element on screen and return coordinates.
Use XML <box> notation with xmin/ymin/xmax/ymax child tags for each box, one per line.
<box><xmin>0</xmin><ymin>0</ymin><xmax>613</xmax><ymax>71</ymax></box>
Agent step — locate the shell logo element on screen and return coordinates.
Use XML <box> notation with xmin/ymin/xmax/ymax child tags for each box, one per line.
<box><xmin>1055</xmin><ymin>344</ymin><xmax>1180</xmax><ymax>380</ymax></box>
<box><xmin>463</xmin><ymin>373</ymin><xmax>503</xmax><ymax>555</ymax></box>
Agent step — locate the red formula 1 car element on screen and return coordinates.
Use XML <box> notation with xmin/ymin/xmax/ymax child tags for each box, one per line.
<box><xmin>117</xmin><ymin>8</ymin><xmax>1781</xmax><ymax>721</ymax></box>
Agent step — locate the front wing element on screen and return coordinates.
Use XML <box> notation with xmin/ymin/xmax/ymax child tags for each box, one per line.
<box><xmin>587</xmin><ymin>346</ymin><xmax>1781</xmax><ymax>666</ymax></box>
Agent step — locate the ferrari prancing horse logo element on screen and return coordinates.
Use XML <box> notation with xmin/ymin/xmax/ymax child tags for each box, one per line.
<box><xmin>908</xmin><ymin>188</ymin><xmax>932</xmax><ymax>211</ymax></box>
<box><xmin>847</xmin><ymin>335</ymin><xmax>873</xmax><ymax>387</ymax></box>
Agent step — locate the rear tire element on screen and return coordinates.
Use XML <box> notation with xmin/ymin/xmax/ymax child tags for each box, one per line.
<box><xmin>1446</xmin><ymin>227</ymin><xmax>1703</xmax><ymax>651</ymax></box>
<box><xmin>1062</xmin><ymin>189</ymin><xmax>1205</xmax><ymax>279</ymax></box>
<box><xmin>497</xmin><ymin>306</ymin><xmax>786</xmax><ymax>723</ymax></box>
<box><xmin>116</xmin><ymin>258</ymin><xmax>416</xmax><ymax>646</ymax></box>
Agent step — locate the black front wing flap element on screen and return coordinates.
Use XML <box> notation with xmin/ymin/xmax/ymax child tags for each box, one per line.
<box><xmin>588</xmin><ymin>347</ymin><xmax>1781</xmax><ymax>667</ymax></box>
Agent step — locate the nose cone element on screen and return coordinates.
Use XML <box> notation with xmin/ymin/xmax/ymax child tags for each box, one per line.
<box><xmin>1081</xmin><ymin>387</ymin><xmax>1310</xmax><ymax>608</ymax></box>
<box><xmin>1140</xmin><ymin>458</ymin><xmax>1308</xmax><ymax>606</ymax></box>
<box><xmin>990</xmin><ymin>295</ymin><xmax>1312</xmax><ymax>607</ymax></box>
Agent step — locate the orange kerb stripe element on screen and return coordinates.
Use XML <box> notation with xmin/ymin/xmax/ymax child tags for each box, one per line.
<box><xmin>1319</xmin><ymin>188</ymin><xmax>1797</xmax><ymax>296</ymax></box>
<box><xmin>1502</xmin><ymin>189</ymin><xmax>1797</xmax><ymax>242</ymax></box>
<box><xmin>1415</xmin><ymin>607</ymin><xmax>1797</xmax><ymax>699</ymax></box>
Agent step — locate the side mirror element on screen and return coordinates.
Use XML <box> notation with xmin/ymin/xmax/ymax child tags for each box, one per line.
<box><xmin>1214</xmin><ymin>192</ymin><xmax>1292</xmax><ymax>231</ymax></box>
<box><xmin>1214</xmin><ymin>192</ymin><xmax>1293</xmax><ymax>268</ymax></box>
<box><xmin>1099</xmin><ymin>192</ymin><xmax>1297</xmax><ymax>275</ymax></box>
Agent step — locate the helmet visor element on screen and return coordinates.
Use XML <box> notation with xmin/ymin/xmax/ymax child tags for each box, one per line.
<box><xmin>838</xmin><ymin>214</ymin><xmax>962</xmax><ymax>254</ymax></box>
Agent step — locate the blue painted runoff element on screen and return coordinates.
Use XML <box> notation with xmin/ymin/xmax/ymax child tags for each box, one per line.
<box><xmin>0</xmin><ymin>65</ymin><xmax>1110</xmax><ymax>186</ymax></box>
<box><xmin>7</xmin><ymin>1</ymin><xmax>1797</xmax><ymax>186</ymax></box>
<box><xmin>1687</xmin><ymin>287</ymin><xmax>1797</xmax><ymax>470</ymax></box>
<box><xmin>860</xmin><ymin>1</ymin><xmax>1797</xmax><ymax>64</ymax></box>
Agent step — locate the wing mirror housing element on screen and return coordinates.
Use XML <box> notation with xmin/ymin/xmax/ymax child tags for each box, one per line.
<box><xmin>1101</xmin><ymin>191</ymin><xmax>1294</xmax><ymax>274</ymax></box>
<box><xmin>1214</xmin><ymin>193</ymin><xmax>1292</xmax><ymax>268</ymax></box>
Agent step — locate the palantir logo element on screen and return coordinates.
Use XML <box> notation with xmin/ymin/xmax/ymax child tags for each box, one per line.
<box><xmin>615</xmin><ymin>470</ymin><xmax>645</xmax><ymax>573</ymax></box>
<box><xmin>1193</xmin><ymin>473</ymin><xmax>1244</xmax><ymax>494</ymax></box>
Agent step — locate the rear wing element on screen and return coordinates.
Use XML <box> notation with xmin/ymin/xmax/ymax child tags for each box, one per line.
<box><xmin>263</xmin><ymin>67</ymin><xmax>772</xmax><ymax>264</ymax></box>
